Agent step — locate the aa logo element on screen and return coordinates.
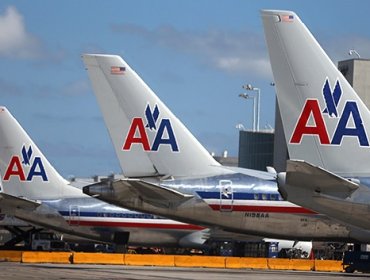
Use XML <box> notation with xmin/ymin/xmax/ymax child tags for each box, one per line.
<box><xmin>3</xmin><ymin>145</ymin><xmax>48</xmax><ymax>181</ymax></box>
<box><xmin>290</xmin><ymin>78</ymin><xmax>369</xmax><ymax>146</ymax></box>
<box><xmin>123</xmin><ymin>104</ymin><xmax>179</xmax><ymax>152</ymax></box>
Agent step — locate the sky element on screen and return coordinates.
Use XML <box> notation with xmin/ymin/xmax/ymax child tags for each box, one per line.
<box><xmin>0</xmin><ymin>1</ymin><xmax>370</xmax><ymax>178</ymax></box>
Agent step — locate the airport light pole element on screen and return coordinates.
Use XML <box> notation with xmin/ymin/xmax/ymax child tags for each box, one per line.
<box><xmin>243</xmin><ymin>84</ymin><xmax>261</xmax><ymax>132</ymax></box>
<box><xmin>238</xmin><ymin>93</ymin><xmax>256</xmax><ymax>131</ymax></box>
<box><xmin>349</xmin><ymin>49</ymin><xmax>361</xmax><ymax>59</ymax></box>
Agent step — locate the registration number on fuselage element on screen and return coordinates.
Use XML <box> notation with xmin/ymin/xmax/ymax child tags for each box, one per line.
<box><xmin>245</xmin><ymin>212</ymin><xmax>269</xmax><ymax>218</ymax></box>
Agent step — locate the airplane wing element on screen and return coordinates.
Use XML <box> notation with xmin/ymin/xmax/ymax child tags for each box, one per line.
<box><xmin>285</xmin><ymin>160</ymin><xmax>359</xmax><ymax>199</ymax></box>
<box><xmin>84</xmin><ymin>179</ymin><xmax>194</xmax><ymax>209</ymax></box>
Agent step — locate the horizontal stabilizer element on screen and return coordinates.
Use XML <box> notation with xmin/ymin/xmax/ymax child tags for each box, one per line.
<box><xmin>286</xmin><ymin>160</ymin><xmax>359</xmax><ymax>199</ymax></box>
<box><xmin>0</xmin><ymin>193</ymin><xmax>102</xmax><ymax>242</ymax></box>
<box><xmin>83</xmin><ymin>179</ymin><xmax>194</xmax><ymax>209</ymax></box>
<box><xmin>0</xmin><ymin>193</ymin><xmax>40</xmax><ymax>212</ymax></box>
<box><xmin>112</xmin><ymin>179</ymin><xmax>194</xmax><ymax>208</ymax></box>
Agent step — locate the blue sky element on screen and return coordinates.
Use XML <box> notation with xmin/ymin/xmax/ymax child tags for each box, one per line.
<box><xmin>0</xmin><ymin>1</ymin><xmax>369</xmax><ymax>177</ymax></box>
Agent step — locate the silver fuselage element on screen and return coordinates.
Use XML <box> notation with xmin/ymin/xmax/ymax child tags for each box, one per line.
<box><xmin>88</xmin><ymin>169</ymin><xmax>370</xmax><ymax>243</ymax></box>
<box><xmin>0</xmin><ymin>194</ymin><xmax>206</xmax><ymax>248</ymax></box>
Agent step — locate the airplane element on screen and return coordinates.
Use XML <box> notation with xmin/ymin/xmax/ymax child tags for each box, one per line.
<box><xmin>262</xmin><ymin>10</ymin><xmax>370</xmax><ymax>231</ymax></box>
<box><xmin>81</xmin><ymin>53</ymin><xmax>370</xmax><ymax>242</ymax></box>
<box><xmin>0</xmin><ymin>106</ymin><xmax>212</xmax><ymax>248</ymax></box>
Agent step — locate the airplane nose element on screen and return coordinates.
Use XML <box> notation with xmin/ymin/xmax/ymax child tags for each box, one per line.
<box><xmin>277</xmin><ymin>172</ymin><xmax>288</xmax><ymax>200</ymax></box>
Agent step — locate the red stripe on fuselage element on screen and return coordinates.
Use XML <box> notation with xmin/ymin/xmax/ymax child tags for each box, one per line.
<box><xmin>67</xmin><ymin>220</ymin><xmax>205</xmax><ymax>230</ymax></box>
<box><xmin>209</xmin><ymin>205</ymin><xmax>316</xmax><ymax>214</ymax></box>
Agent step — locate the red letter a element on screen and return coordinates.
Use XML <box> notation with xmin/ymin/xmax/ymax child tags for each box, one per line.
<box><xmin>290</xmin><ymin>99</ymin><xmax>330</xmax><ymax>144</ymax></box>
<box><xmin>122</xmin><ymin>118</ymin><xmax>150</xmax><ymax>151</ymax></box>
<box><xmin>3</xmin><ymin>156</ymin><xmax>26</xmax><ymax>181</ymax></box>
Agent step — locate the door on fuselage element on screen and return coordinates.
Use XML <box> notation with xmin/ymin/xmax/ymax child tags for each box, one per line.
<box><xmin>219</xmin><ymin>180</ymin><xmax>233</xmax><ymax>212</ymax></box>
<box><xmin>69</xmin><ymin>205</ymin><xmax>80</xmax><ymax>226</ymax></box>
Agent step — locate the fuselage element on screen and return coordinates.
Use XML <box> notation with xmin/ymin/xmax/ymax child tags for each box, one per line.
<box><xmin>0</xmin><ymin>188</ymin><xmax>207</xmax><ymax>248</ymax></box>
<box><xmin>100</xmin><ymin>168</ymin><xmax>370</xmax><ymax>243</ymax></box>
<box><xmin>42</xmin><ymin>196</ymin><xmax>205</xmax><ymax>247</ymax></box>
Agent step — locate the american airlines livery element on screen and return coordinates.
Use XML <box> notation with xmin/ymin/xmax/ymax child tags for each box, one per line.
<box><xmin>0</xmin><ymin>106</ymin><xmax>210</xmax><ymax>248</ymax></box>
<box><xmin>262</xmin><ymin>10</ymin><xmax>370</xmax><ymax>231</ymax></box>
<box><xmin>82</xmin><ymin>54</ymin><xmax>370</xmax><ymax>241</ymax></box>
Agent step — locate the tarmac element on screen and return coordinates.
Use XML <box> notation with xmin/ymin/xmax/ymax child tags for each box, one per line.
<box><xmin>0</xmin><ymin>262</ymin><xmax>368</xmax><ymax>280</ymax></box>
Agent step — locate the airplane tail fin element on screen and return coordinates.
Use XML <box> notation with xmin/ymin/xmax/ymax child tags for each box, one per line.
<box><xmin>82</xmin><ymin>54</ymin><xmax>222</xmax><ymax>178</ymax></box>
<box><xmin>262</xmin><ymin>10</ymin><xmax>370</xmax><ymax>177</ymax></box>
<box><xmin>0</xmin><ymin>107</ymin><xmax>81</xmax><ymax>199</ymax></box>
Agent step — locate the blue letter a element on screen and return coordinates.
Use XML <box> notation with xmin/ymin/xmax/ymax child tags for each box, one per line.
<box><xmin>152</xmin><ymin>119</ymin><xmax>179</xmax><ymax>151</ymax></box>
<box><xmin>332</xmin><ymin>101</ymin><xmax>369</xmax><ymax>146</ymax></box>
<box><xmin>27</xmin><ymin>157</ymin><xmax>48</xmax><ymax>181</ymax></box>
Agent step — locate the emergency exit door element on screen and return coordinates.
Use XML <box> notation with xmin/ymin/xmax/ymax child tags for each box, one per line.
<box><xmin>69</xmin><ymin>205</ymin><xmax>80</xmax><ymax>226</ymax></box>
<box><xmin>219</xmin><ymin>180</ymin><xmax>233</xmax><ymax>212</ymax></box>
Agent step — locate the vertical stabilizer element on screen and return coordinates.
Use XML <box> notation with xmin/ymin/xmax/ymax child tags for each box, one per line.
<box><xmin>82</xmin><ymin>54</ymin><xmax>222</xmax><ymax>178</ymax></box>
<box><xmin>262</xmin><ymin>10</ymin><xmax>370</xmax><ymax>177</ymax></box>
<box><xmin>0</xmin><ymin>107</ymin><xmax>82</xmax><ymax>199</ymax></box>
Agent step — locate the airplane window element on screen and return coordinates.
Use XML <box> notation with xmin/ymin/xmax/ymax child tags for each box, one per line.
<box><xmin>254</xmin><ymin>193</ymin><xmax>259</xmax><ymax>200</ymax></box>
<box><xmin>262</xmin><ymin>194</ymin><xmax>267</xmax><ymax>200</ymax></box>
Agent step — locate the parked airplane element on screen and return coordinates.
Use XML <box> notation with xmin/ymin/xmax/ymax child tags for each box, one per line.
<box><xmin>0</xmin><ymin>106</ymin><xmax>210</xmax><ymax>248</ymax></box>
<box><xmin>82</xmin><ymin>54</ymin><xmax>370</xmax><ymax>242</ymax></box>
<box><xmin>262</xmin><ymin>10</ymin><xmax>370</xmax><ymax>230</ymax></box>
<box><xmin>0</xmin><ymin>98</ymin><xmax>312</xmax><ymax>253</ymax></box>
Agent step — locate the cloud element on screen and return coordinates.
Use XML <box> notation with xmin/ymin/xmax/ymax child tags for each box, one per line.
<box><xmin>112</xmin><ymin>22</ymin><xmax>370</xmax><ymax>79</ymax></box>
<box><xmin>0</xmin><ymin>6</ymin><xmax>42</xmax><ymax>59</ymax></box>
<box><xmin>112</xmin><ymin>24</ymin><xmax>272</xmax><ymax>79</ymax></box>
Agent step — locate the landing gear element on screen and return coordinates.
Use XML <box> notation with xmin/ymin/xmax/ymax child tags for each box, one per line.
<box><xmin>113</xmin><ymin>232</ymin><xmax>130</xmax><ymax>253</ymax></box>
<box><xmin>1</xmin><ymin>226</ymin><xmax>41</xmax><ymax>249</ymax></box>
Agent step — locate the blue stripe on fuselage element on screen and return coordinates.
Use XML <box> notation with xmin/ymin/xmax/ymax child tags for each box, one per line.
<box><xmin>58</xmin><ymin>211</ymin><xmax>165</xmax><ymax>219</ymax></box>
<box><xmin>196</xmin><ymin>191</ymin><xmax>283</xmax><ymax>201</ymax></box>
